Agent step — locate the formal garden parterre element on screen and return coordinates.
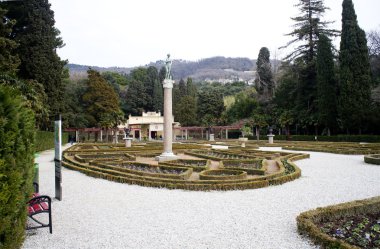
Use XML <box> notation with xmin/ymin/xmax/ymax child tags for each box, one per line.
<box><xmin>62</xmin><ymin>142</ymin><xmax>307</xmax><ymax>191</ymax></box>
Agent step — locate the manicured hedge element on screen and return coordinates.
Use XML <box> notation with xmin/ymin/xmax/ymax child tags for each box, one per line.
<box><xmin>62</xmin><ymin>145</ymin><xmax>307</xmax><ymax>191</ymax></box>
<box><xmin>275</xmin><ymin>134</ymin><xmax>380</xmax><ymax>143</ymax></box>
<box><xmin>35</xmin><ymin>130</ymin><xmax>69</xmax><ymax>152</ymax></box>
<box><xmin>364</xmin><ymin>154</ymin><xmax>380</xmax><ymax>165</ymax></box>
<box><xmin>199</xmin><ymin>169</ymin><xmax>247</xmax><ymax>180</ymax></box>
<box><xmin>0</xmin><ymin>86</ymin><xmax>35</xmax><ymax>249</ymax></box>
<box><xmin>297</xmin><ymin>196</ymin><xmax>380</xmax><ymax>249</ymax></box>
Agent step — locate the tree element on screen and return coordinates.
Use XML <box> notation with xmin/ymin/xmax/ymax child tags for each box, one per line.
<box><xmin>186</xmin><ymin>77</ymin><xmax>197</xmax><ymax>98</ymax></box>
<box><xmin>338</xmin><ymin>0</ymin><xmax>372</xmax><ymax>133</ymax></box>
<box><xmin>3</xmin><ymin>0</ymin><xmax>67</xmax><ymax>124</ymax></box>
<box><xmin>178</xmin><ymin>78</ymin><xmax>187</xmax><ymax>98</ymax></box>
<box><xmin>197</xmin><ymin>89</ymin><xmax>225</xmax><ymax>125</ymax></box>
<box><xmin>282</xmin><ymin>0</ymin><xmax>339</xmax><ymax>63</ymax></box>
<box><xmin>316</xmin><ymin>34</ymin><xmax>337</xmax><ymax>135</ymax></box>
<box><xmin>281</xmin><ymin>0</ymin><xmax>339</xmax><ymax>135</ymax></box>
<box><xmin>125</xmin><ymin>79</ymin><xmax>147</xmax><ymax>116</ymax></box>
<box><xmin>255</xmin><ymin>47</ymin><xmax>274</xmax><ymax>99</ymax></box>
<box><xmin>153</xmin><ymin>77</ymin><xmax>163</xmax><ymax>112</ymax></box>
<box><xmin>0</xmin><ymin>6</ymin><xmax>19</xmax><ymax>75</ymax></box>
<box><xmin>175</xmin><ymin>96</ymin><xmax>197</xmax><ymax>126</ymax></box>
<box><xmin>367</xmin><ymin>29</ymin><xmax>380</xmax><ymax>86</ymax></box>
<box><xmin>82</xmin><ymin>69</ymin><xmax>122</xmax><ymax>127</ymax></box>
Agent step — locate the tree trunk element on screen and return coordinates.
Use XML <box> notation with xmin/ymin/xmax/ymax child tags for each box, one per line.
<box><xmin>327</xmin><ymin>127</ymin><xmax>331</xmax><ymax>136</ymax></box>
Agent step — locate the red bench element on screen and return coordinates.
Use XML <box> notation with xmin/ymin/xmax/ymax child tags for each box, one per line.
<box><xmin>26</xmin><ymin>183</ymin><xmax>52</xmax><ymax>233</ymax></box>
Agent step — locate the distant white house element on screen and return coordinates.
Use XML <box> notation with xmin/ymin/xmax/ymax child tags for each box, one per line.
<box><xmin>119</xmin><ymin>111</ymin><xmax>180</xmax><ymax>141</ymax></box>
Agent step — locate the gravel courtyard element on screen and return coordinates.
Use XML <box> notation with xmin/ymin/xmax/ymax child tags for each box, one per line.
<box><xmin>23</xmin><ymin>145</ymin><xmax>380</xmax><ymax>249</ymax></box>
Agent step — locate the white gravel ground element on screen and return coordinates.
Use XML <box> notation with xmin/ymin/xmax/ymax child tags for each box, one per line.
<box><xmin>22</xmin><ymin>145</ymin><xmax>380</xmax><ymax>249</ymax></box>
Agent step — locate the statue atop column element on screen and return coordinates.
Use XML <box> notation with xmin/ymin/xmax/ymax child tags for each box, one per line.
<box><xmin>165</xmin><ymin>54</ymin><xmax>173</xmax><ymax>80</ymax></box>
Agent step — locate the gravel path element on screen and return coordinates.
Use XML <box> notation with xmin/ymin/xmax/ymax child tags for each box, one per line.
<box><xmin>23</xmin><ymin>145</ymin><xmax>380</xmax><ymax>249</ymax></box>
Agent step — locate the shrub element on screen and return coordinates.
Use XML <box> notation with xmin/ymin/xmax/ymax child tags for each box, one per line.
<box><xmin>35</xmin><ymin>130</ymin><xmax>68</xmax><ymax>152</ymax></box>
<box><xmin>275</xmin><ymin>134</ymin><xmax>380</xmax><ymax>142</ymax></box>
<box><xmin>0</xmin><ymin>85</ymin><xmax>35</xmax><ymax>249</ymax></box>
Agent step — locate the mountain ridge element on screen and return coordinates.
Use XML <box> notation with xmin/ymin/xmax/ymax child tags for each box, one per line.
<box><xmin>67</xmin><ymin>56</ymin><xmax>267</xmax><ymax>82</ymax></box>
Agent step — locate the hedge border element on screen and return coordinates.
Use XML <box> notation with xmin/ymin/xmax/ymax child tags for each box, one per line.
<box><xmin>199</xmin><ymin>169</ymin><xmax>247</xmax><ymax>180</ymax></box>
<box><xmin>296</xmin><ymin>196</ymin><xmax>380</xmax><ymax>249</ymax></box>
<box><xmin>364</xmin><ymin>154</ymin><xmax>380</xmax><ymax>165</ymax></box>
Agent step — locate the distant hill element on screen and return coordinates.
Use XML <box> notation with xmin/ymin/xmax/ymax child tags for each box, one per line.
<box><xmin>67</xmin><ymin>56</ymin><xmax>279</xmax><ymax>83</ymax></box>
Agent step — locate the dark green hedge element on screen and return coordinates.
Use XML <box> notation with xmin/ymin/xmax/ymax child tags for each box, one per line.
<box><xmin>274</xmin><ymin>134</ymin><xmax>380</xmax><ymax>142</ymax></box>
<box><xmin>35</xmin><ymin>130</ymin><xmax>68</xmax><ymax>152</ymax></box>
<box><xmin>0</xmin><ymin>86</ymin><xmax>35</xmax><ymax>249</ymax></box>
<box><xmin>297</xmin><ymin>196</ymin><xmax>380</xmax><ymax>249</ymax></box>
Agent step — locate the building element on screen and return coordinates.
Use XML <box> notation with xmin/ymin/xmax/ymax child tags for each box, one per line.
<box><xmin>119</xmin><ymin>111</ymin><xmax>180</xmax><ymax>141</ymax></box>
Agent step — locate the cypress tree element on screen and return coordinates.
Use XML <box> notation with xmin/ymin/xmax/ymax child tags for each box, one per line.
<box><xmin>3</xmin><ymin>0</ymin><xmax>66</xmax><ymax>125</ymax></box>
<box><xmin>0</xmin><ymin>7</ymin><xmax>20</xmax><ymax>75</ymax></box>
<box><xmin>255</xmin><ymin>47</ymin><xmax>274</xmax><ymax>99</ymax></box>
<box><xmin>316</xmin><ymin>34</ymin><xmax>337</xmax><ymax>135</ymax></box>
<box><xmin>338</xmin><ymin>0</ymin><xmax>372</xmax><ymax>133</ymax></box>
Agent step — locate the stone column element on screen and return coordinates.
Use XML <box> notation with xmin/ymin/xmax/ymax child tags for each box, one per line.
<box><xmin>156</xmin><ymin>79</ymin><xmax>178</xmax><ymax>161</ymax></box>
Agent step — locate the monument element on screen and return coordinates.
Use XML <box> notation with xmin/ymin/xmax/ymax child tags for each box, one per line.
<box><xmin>267</xmin><ymin>127</ymin><xmax>275</xmax><ymax>144</ymax></box>
<box><xmin>123</xmin><ymin>128</ymin><xmax>132</xmax><ymax>148</ymax></box>
<box><xmin>156</xmin><ymin>54</ymin><xmax>179</xmax><ymax>162</ymax></box>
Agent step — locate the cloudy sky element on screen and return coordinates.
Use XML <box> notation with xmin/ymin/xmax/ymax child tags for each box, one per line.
<box><xmin>49</xmin><ymin>0</ymin><xmax>380</xmax><ymax>67</ymax></box>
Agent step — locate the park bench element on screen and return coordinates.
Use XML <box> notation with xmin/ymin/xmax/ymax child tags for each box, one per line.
<box><xmin>26</xmin><ymin>182</ymin><xmax>52</xmax><ymax>233</ymax></box>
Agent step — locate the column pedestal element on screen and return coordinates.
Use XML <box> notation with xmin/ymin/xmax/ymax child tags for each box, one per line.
<box><xmin>267</xmin><ymin>134</ymin><xmax>275</xmax><ymax>144</ymax></box>
<box><xmin>156</xmin><ymin>79</ymin><xmax>178</xmax><ymax>162</ymax></box>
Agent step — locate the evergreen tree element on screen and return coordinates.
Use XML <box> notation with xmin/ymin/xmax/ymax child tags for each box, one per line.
<box><xmin>3</xmin><ymin>0</ymin><xmax>66</xmax><ymax>124</ymax></box>
<box><xmin>316</xmin><ymin>34</ymin><xmax>337</xmax><ymax>135</ymax></box>
<box><xmin>146</xmin><ymin>66</ymin><xmax>158</xmax><ymax>110</ymax></box>
<box><xmin>175</xmin><ymin>96</ymin><xmax>197</xmax><ymax>126</ymax></box>
<box><xmin>0</xmin><ymin>7</ymin><xmax>19</xmax><ymax>75</ymax></box>
<box><xmin>338</xmin><ymin>0</ymin><xmax>372</xmax><ymax>133</ymax></box>
<box><xmin>82</xmin><ymin>69</ymin><xmax>122</xmax><ymax>127</ymax></box>
<box><xmin>125</xmin><ymin>79</ymin><xmax>147</xmax><ymax>116</ymax></box>
<box><xmin>153</xmin><ymin>77</ymin><xmax>163</xmax><ymax>113</ymax></box>
<box><xmin>282</xmin><ymin>0</ymin><xmax>339</xmax><ymax>134</ymax></box>
<box><xmin>283</xmin><ymin>0</ymin><xmax>339</xmax><ymax>62</ymax></box>
<box><xmin>197</xmin><ymin>89</ymin><xmax>225</xmax><ymax>125</ymax></box>
<box><xmin>178</xmin><ymin>78</ymin><xmax>186</xmax><ymax>98</ymax></box>
<box><xmin>186</xmin><ymin>77</ymin><xmax>197</xmax><ymax>98</ymax></box>
<box><xmin>255</xmin><ymin>47</ymin><xmax>274</xmax><ymax>99</ymax></box>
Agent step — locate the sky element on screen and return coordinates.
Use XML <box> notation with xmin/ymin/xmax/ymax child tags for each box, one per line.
<box><xmin>49</xmin><ymin>0</ymin><xmax>380</xmax><ymax>68</ymax></box>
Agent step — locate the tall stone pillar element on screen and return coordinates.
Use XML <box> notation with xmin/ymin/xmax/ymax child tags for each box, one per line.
<box><xmin>156</xmin><ymin>78</ymin><xmax>178</xmax><ymax>161</ymax></box>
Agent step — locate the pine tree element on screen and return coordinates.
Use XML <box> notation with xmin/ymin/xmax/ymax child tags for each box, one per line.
<box><xmin>186</xmin><ymin>77</ymin><xmax>197</xmax><ymax>98</ymax></box>
<box><xmin>0</xmin><ymin>7</ymin><xmax>19</xmax><ymax>75</ymax></box>
<box><xmin>338</xmin><ymin>0</ymin><xmax>372</xmax><ymax>133</ymax></box>
<box><xmin>316</xmin><ymin>34</ymin><xmax>337</xmax><ymax>135</ymax></box>
<box><xmin>255</xmin><ymin>47</ymin><xmax>274</xmax><ymax>99</ymax></box>
<box><xmin>283</xmin><ymin>0</ymin><xmax>339</xmax><ymax>62</ymax></box>
<box><xmin>281</xmin><ymin>0</ymin><xmax>339</xmax><ymax>134</ymax></box>
<box><xmin>3</xmin><ymin>0</ymin><xmax>66</xmax><ymax>125</ymax></box>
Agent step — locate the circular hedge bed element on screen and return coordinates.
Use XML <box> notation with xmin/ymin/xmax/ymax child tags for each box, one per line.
<box><xmin>199</xmin><ymin>169</ymin><xmax>247</xmax><ymax>180</ymax></box>
<box><xmin>364</xmin><ymin>154</ymin><xmax>380</xmax><ymax>165</ymax></box>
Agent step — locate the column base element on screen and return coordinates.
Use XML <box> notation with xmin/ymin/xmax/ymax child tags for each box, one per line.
<box><xmin>155</xmin><ymin>152</ymin><xmax>179</xmax><ymax>162</ymax></box>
